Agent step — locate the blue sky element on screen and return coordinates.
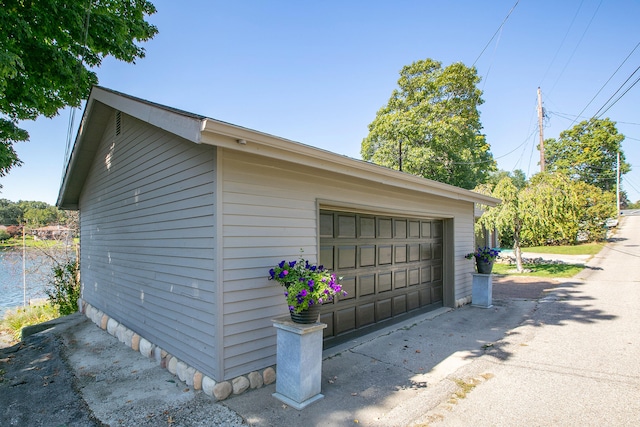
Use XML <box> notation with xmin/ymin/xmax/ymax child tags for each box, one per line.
<box><xmin>2</xmin><ymin>0</ymin><xmax>640</xmax><ymax>205</ymax></box>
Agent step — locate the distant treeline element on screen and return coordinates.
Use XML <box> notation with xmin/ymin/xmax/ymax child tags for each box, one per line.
<box><xmin>0</xmin><ymin>199</ymin><xmax>78</xmax><ymax>233</ymax></box>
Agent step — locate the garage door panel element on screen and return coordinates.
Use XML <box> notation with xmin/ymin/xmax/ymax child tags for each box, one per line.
<box><xmin>320</xmin><ymin>246</ymin><xmax>334</xmax><ymax>270</ymax></box>
<box><xmin>359</xmin><ymin>274</ymin><xmax>375</xmax><ymax>297</ymax></box>
<box><xmin>409</xmin><ymin>268</ymin><xmax>420</xmax><ymax>286</ymax></box>
<box><xmin>421</xmin><ymin>266</ymin><xmax>432</xmax><ymax>284</ymax></box>
<box><xmin>337</xmin><ymin>245</ymin><xmax>356</xmax><ymax>269</ymax></box>
<box><xmin>359</xmin><ymin>217</ymin><xmax>376</xmax><ymax>238</ymax></box>
<box><xmin>379</xmin><ymin>272</ymin><xmax>392</xmax><ymax>293</ymax></box>
<box><xmin>320</xmin><ymin>213</ymin><xmax>334</xmax><ymax>237</ymax></box>
<box><xmin>376</xmin><ymin>298</ymin><xmax>392</xmax><ymax>320</ymax></box>
<box><xmin>378</xmin><ymin>245</ymin><xmax>392</xmax><ymax>265</ymax></box>
<box><xmin>434</xmin><ymin>243</ymin><xmax>443</xmax><ymax>260</ymax></box>
<box><xmin>377</xmin><ymin>218</ymin><xmax>392</xmax><ymax>238</ymax></box>
<box><xmin>340</xmin><ymin>276</ymin><xmax>356</xmax><ymax>300</ymax></box>
<box><xmin>420</xmin><ymin>288</ymin><xmax>432</xmax><ymax>306</ymax></box>
<box><xmin>409</xmin><ymin>244</ymin><xmax>420</xmax><ymax>262</ymax></box>
<box><xmin>407</xmin><ymin>291</ymin><xmax>420</xmax><ymax>311</ymax></box>
<box><xmin>433</xmin><ymin>221</ymin><xmax>443</xmax><ymax>238</ymax></box>
<box><xmin>421</xmin><ymin>221</ymin><xmax>432</xmax><ymax>238</ymax></box>
<box><xmin>395</xmin><ymin>244</ymin><xmax>407</xmax><ymax>263</ymax></box>
<box><xmin>432</xmin><ymin>285</ymin><xmax>443</xmax><ymax>302</ymax></box>
<box><xmin>394</xmin><ymin>219</ymin><xmax>407</xmax><ymax>238</ymax></box>
<box><xmin>360</xmin><ymin>245</ymin><xmax>376</xmax><ymax>267</ymax></box>
<box><xmin>357</xmin><ymin>303</ymin><xmax>375</xmax><ymax>327</ymax></box>
<box><xmin>394</xmin><ymin>270</ymin><xmax>407</xmax><ymax>289</ymax></box>
<box><xmin>337</xmin><ymin>214</ymin><xmax>357</xmax><ymax>238</ymax></box>
<box><xmin>321</xmin><ymin>210</ymin><xmax>444</xmax><ymax>345</ymax></box>
<box><xmin>409</xmin><ymin>221</ymin><xmax>420</xmax><ymax>238</ymax></box>
<box><xmin>421</xmin><ymin>243</ymin><xmax>432</xmax><ymax>260</ymax></box>
<box><xmin>433</xmin><ymin>265</ymin><xmax>443</xmax><ymax>281</ymax></box>
<box><xmin>321</xmin><ymin>312</ymin><xmax>334</xmax><ymax>338</ymax></box>
<box><xmin>393</xmin><ymin>295</ymin><xmax>407</xmax><ymax>315</ymax></box>
<box><xmin>335</xmin><ymin>307</ymin><xmax>356</xmax><ymax>335</ymax></box>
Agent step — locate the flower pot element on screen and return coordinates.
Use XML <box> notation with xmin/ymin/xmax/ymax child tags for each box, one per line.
<box><xmin>290</xmin><ymin>305</ymin><xmax>321</xmax><ymax>324</ymax></box>
<box><xmin>475</xmin><ymin>257</ymin><xmax>494</xmax><ymax>274</ymax></box>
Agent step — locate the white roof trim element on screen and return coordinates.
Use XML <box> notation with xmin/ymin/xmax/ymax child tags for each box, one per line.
<box><xmin>57</xmin><ymin>87</ymin><xmax>500</xmax><ymax>208</ymax></box>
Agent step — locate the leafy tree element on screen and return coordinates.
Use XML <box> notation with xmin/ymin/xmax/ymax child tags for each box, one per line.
<box><xmin>477</xmin><ymin>176</ymin><xmax>524</xmax><ymax>272</ymax></box>
<box><xmin>361</xmin><ymin>58</ymin><xmax>496</xmax><ymax>189</ymax></box>
<box><xmin>23</xmin><ymin>205</ymin><xmax>60</xmax><ymax>227</ymax></box>
<box><xmin>0</xmin><ymin>0</ymin><xmax>158</xmax><ymax>180</ymax></box>
<box><xmin>544</xmin><ymin>118</ymin><xmax>630</xmax><ymax>192</ymax></box>
<box><xmin>573</xmin><ymin>181</ymin><xmax>616</xmax><ymax>242</ymax></box>
<box><xmin>0</xmin><ymin>199</ymin><xmax>78</xmax><ymax>230</ymax></box>
<box><xmin>619</xmin><ymin>191</ymin><xmax>629</xmax><ymax>210</ymax></box>
<box><xmin>519</xmin><ymin>173</ymin><xmax>581</xmax><ymax>246</ymax></box>
<box><xmin>487</xmin><ymin>169</ymin><xmax>527</xmax><ymax>191</ymax></box>
<box><xmin>0</xmin><ymin>198</ymin><xmax>23</xmax><ymax>224</ymax></box>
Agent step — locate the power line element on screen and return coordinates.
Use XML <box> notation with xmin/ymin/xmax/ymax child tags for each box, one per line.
<box><xmin>570</xmin><ymin>41</ymin><xmax>640</xmax><ymax>127</ymax></box>
<box><xmin>592</xmin><ymin>65</ymin><xmax>640</xmax><ymax>119</ymax></box>
<box><xmin>539</xmin><ymin>0</ymin><xmax>585</xmax><ymax>87</ymax></box>
<box><xmin>549</xmin><ymin>0</ymin><xmax>603</xmax><ymax>96</ymax></box>
<box><xmin>472</xmin><ymin>0</ymin><xmax>520</xmax><ymax>66</ymax></box>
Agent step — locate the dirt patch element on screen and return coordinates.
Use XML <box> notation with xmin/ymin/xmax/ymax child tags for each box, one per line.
<box><xmin>492</xmin><ymin>275</ymin><xmax>562</xmax><ymax>300</ymax></box>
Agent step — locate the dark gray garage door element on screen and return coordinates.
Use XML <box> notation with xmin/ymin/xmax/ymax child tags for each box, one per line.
<box><xmin>319</xmin><ymin>210</ymin><xmax>444</xmax><ymax>346</ymax></box>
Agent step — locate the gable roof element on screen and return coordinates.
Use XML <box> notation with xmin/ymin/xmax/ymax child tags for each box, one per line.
<box><xmin>57</xmin><ymin>86</ymin><xmax>499</xmax><ymax>209</ymax></box>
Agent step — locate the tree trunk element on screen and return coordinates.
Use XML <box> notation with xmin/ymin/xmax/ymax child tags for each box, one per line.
<box><xmin>513</xmin><ymin>223</ymin><xmax>524</xmax><ymax>273</ymax></box>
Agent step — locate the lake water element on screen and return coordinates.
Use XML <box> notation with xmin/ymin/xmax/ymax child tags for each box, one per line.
<box><xmin>0</xmin><ymin>249</ymin><xmax>59</xmax><ymax>318</ymax></box>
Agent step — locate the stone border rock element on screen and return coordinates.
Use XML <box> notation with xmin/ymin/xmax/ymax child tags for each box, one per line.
<box><xmin>79</xmin><ymin>299</ymin><xmax>276</xmax><ymax>402</ymax></box>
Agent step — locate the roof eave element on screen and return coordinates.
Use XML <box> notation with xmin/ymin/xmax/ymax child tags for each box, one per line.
<box><xmin>57</xmin><ymin>86</ymin><xmax>207</xmax><ymax>209</ymax></box>
<box><xmin>200</xmin><ymin>118</ymin><xmax>500</xmax><ymax>206</ymax></box>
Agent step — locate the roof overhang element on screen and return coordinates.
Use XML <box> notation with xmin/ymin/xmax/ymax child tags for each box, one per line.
<box><xmin>57</xmin><ymin>87</ymin><xmax>206</xmax><ymax>209</ymax></box>
<box><xmin>57</xmin><ymin>87</ymin><xmax>500</xmax><ymax>209</ymax></box>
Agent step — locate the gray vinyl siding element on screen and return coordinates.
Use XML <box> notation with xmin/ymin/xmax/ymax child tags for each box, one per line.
<box><xmin>220</xmin><ymin>149</ymin><xmax>476</xmax><ymax>378</ymax></box>
<box><xmin>79</xmin><ymin>112</ymin><xmax>219</xmax><ymax>379</ymax></box>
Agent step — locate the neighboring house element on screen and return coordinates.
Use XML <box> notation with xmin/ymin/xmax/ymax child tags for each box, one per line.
<box><xmin>31</xmin><ymin>225</ymin><xmax>72</xmax><ymax>241</ymax></box>
<box><xmin>57</xmin><ymin>86</ymin><xmax>499</xmax><ymax>383</ymax></box>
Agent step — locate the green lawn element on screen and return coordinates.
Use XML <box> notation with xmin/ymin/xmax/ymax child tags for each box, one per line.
<box><xmin>493</xmin><ymin>242</ymin><xmax>605</xmax><ymax>278</ymax></box>
<box><xmin>520</xmin><ymin>242</ymin><xmax>605</xmax><ymax>256</ymax></box>
<box><xmin>492</xmin><ymin>262</ymin><xmax>585</xmax><ymax>278</ymax></box>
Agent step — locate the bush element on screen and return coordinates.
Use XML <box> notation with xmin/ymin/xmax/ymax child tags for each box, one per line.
<box><xmin>46</xmin><ymin>260</ymin><xmax>80</xmax><ymax>316</ymax></box>
<box><xmin>0</xmin><ymin>229</ymin><xmax>9</xmax><ymax>241</ymax></box>
<box><xmin>1</xmin><ymin>304</ymin><xmax>58</xmax><ymax>342</ymax></box>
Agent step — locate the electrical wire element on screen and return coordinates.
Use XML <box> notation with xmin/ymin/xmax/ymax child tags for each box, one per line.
<box><xmin>62</xmin><ymin>1</ymin><xmax>92</xmax><ymax>184</ymax></box>
<box><xmin>594</xmin><ymin>72</ymin><xmax>640</xmax><ymax>119</ymax></box>
<box><xmin>570</xmin><ymin>41</ymin><xmax>640</xmax><ymax>127</ymax></box>
<box><xmin>539</xmin><ymin>0</ymin><xmax>585</xmax><ymax>87</ymax></box>
<box><xmin>472</xmin><ymin>0</ymin><xmax>520</xmax><ymax>66</ymax></box>
<box><xmin>549</xmin><ymin>0</ymin><xmax>603</xmax><ymax>96</ymax></box>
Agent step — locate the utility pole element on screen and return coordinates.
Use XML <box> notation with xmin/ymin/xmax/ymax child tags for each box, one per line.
<box><xmin>617</xmin><ymin>151</ymin><xmax>620</xmax><ymax>216</ymax></box>
<box><xmin>537</xmin><ymin>87</ymin><xmax>545</xmax><ymax>172</ymax></box>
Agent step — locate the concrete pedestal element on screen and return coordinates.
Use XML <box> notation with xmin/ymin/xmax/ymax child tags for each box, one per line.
<box><xmin>471</xmin><ymin>273</ymin><xmax>493</xmax><ymax>308</ymax></box>
<box><xmin>272</xmin><ymin>316</ymin><xmax>327</xmax><ymax>410</ymax></box>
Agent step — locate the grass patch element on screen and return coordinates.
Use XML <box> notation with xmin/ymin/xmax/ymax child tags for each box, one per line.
<box><xmin>493</xmin><ymin>262</ymin><xmax>584</xmax><ymax>278</ymax></box>
<box><xmin>0</xmin><ymin>303</ymin><xmax>59</xmax><ymax>342</ymax></box>
<box><xmin>521</xmin><ymin>243</ymin><xmax>604</xmax><ymax>256</ymax></box>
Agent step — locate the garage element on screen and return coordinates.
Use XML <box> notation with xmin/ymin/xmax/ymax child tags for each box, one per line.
<box><xmin>319</xmin><ymin>209</ymin><xmax>444</xmax><ymax>345</ymax></box>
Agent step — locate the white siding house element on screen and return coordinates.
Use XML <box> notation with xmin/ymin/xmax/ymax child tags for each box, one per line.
<box><xmin>58</xmin><ymin>86</ymin><xmax>498</xmax><ymax>382</ymax></box>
